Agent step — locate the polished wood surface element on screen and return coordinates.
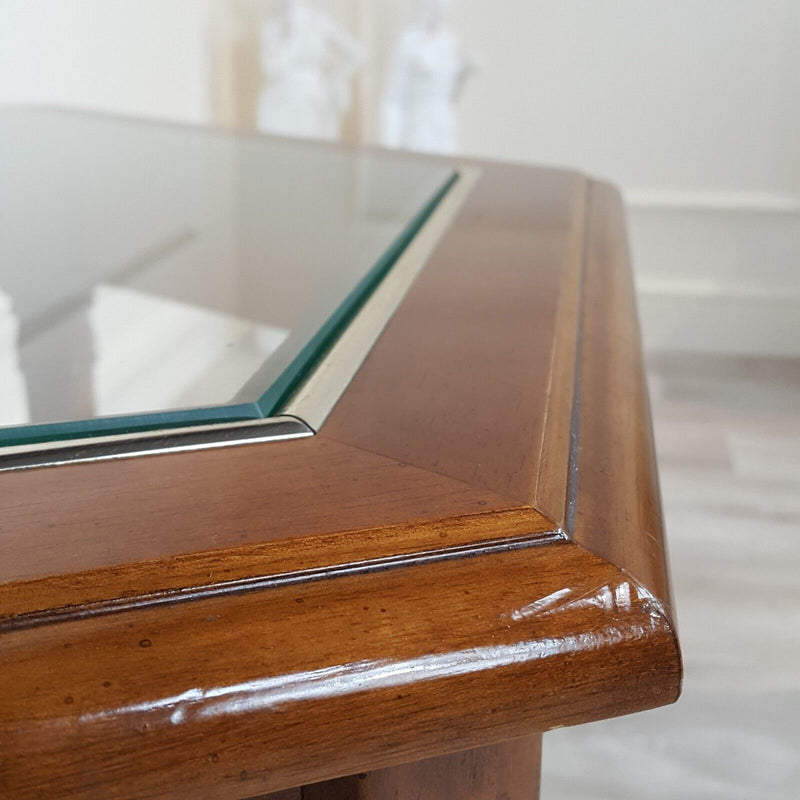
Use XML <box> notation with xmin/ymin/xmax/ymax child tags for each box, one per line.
<box><xmin>0</xmin><ymin>542</ymin><xmax>677</xmax><ymax>799</ymax></box>
<box><xmin>1</xmin><ymin>507</ymin><xmax>548</xmax><ymax>625</ymax></box>
<box><xmin>569</xmin><ymin>181</ymin><xmax>675</xmax><ymax>609</ymax></box>
<box><xmin>322</xmin><ymin>163</ymin><xmax>585</xmax><ymax>520</ymax></box>
<box><xmin>0</xmin><ymin>146</ymin><xmax>681</xmax><ymax>799</ymax></box>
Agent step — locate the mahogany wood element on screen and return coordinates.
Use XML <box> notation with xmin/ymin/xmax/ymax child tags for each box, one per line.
<box><xmin>0</xmin><ymin>507</ymin><xmax>550</xmax><ymax>625</ymax></box>
<box><xmin>257</xmin><ymin>792</ymin><xmax>300</xmax><ymax>800</ymax></box>
<box><xmin>0</xmin><ymin>440</ymin><xmax>549</xmax><ymax>617</ymax></box>
<box><xmin>0</xmin><ymin>542</ymin><xmax>677</xmax><ymax>799</ymax></box>
<box><xmin>321</xmin><ymin>164</ymin><xmax>585</xmax><ymax>518</ymax></box>
<box><xmin>0</xmin><ymin>142</ymin><xmax>681</xmax><ymax>800</ymax></box>
<box><xmin>569</xmin><ymin>181</ymin><xmax>675</xmax><ymax>610</ymax></box>
<box><xmin>302</xmin><ymin>735</ymin><xmax>541</xmax><ymax>800</ymax></box>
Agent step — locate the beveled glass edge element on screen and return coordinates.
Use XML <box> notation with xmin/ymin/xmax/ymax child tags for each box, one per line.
<box><xmin>253</xmin><ymin>169</ymin><xmax>460</xmax><ymax>418</ymax></box>
<box><xmin>282</xmin><ymin>165</ymin><xmax>482</xmax><ymax>431</ymax></box>
<box><xmin>0</xmin><ymin>404</ymin><xmax>267</xmax><ymax>449</ymax></box>
<box><xmin>0</xmin><ymin>168</ymin><xmax>457</xmax><ymax>450</ymax></box>
<box><xmin>0</xmin><ymin>163</ymin><xmax>481</xmax><ymax>471</ymax></box>
<box><xmin>0</xmin><ymin>416</ymin><xmax>312</xmax><ymax>472</ymax></box>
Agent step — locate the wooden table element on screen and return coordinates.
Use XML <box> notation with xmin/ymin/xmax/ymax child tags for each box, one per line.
<box><xmin>0</xmin><ymin>144</ymin><xmax>681</xmax><ymax>799</ymax></box>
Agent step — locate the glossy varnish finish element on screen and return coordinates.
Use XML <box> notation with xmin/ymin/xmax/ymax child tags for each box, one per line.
<box><xmin>0</xmin><ymin>542</ymin><xmax>677</xmax><ymax>799</ymax></box>
<box><xmin>0</xmin><ymin>436</ymin><xmax>543</xmax><ymax>588</ymax></box>
<box><xmin>570</xmin><ymin>181</ymin><xmax>674</xmax><ymax>608</ymax></box>
<box><xmin>0</xmin><ymin>507</ymin><xmax>548</xmax><ymax>625</ymax></box>
<box><xmin>0</xmin><ymin>150</ymin><xmax>681</xmax><ymax>799</ymax></box>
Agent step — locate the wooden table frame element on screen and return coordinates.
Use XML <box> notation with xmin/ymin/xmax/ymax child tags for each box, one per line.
<box><xmin>0</xmin><ymin>155</ymin><xmax>681</xmax><ymax>799</ymax></box>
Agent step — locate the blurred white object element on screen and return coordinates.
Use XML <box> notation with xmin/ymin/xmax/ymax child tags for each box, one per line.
<box><xmin>380</xmin><ymin>0</ymin><xmax>474</xmax><ymax>154</ymax></box>
<box><xmin>257</xmin><ymin>0</ymin><xmax>362</xmax><ymax>141</ymax></box>
<box><xmin>0</xmin><ymin>289</ymin><xmax>28</xmax><ymax>425</ymax></box>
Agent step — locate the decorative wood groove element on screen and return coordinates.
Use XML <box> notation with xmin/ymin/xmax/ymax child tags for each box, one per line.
<box><xmin>0</xmin><ymin>439</ymin><xmax>550</xmax><ymax>615</ymax></box>
<box><xmin>319</xmin><ymin>164</ymin><xmax>587</xmax><ymax>511</ymax></box>
<box><xmin>1</xmin><ymin>527</ymin><xmax>565</xmax><ymax>632</ymax></box>
<box><xmin>567</xmin><ymin>180</ymin><xmax>676</xmax><ymax>613</ymax></box>
<box><xmin>0</xmin><ymin>143</ymin><xmax>680</xmax><ymax>800</ymax></box>
<box><xmin>0</xmin><ymin>542</ymin><xmax>679</xmax><ymax>800</ymax></box>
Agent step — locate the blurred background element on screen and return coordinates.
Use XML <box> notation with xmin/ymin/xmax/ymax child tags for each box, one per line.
<box><xmin>1</xmin><ymin>1</ymin><xmax>798</xmax><ymax>798</ymax></box>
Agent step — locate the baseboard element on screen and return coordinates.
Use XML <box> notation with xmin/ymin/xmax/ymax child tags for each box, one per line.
<box><xmin>624</xmin><ymin>191</ymin><xmax>800</xmax><ymax>357</ymax></box>
<box><xmin>637</xmin><ymin>290</ymin><xmax>799</xmax><ymax>357</ymax></box>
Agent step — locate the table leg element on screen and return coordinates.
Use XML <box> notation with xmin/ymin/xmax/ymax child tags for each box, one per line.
<box><xmin>296</xmin><ymin>734</ymin><xmax>542</xmax><ymax>800</ymax></box>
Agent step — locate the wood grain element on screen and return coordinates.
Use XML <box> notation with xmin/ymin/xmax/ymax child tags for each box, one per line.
<box><xmin>0</xmin><ymin>542</ymin><xmax>678</xmax><ymax>800</ymax></box>
<box><xmin>0</xmin><ymin>508</ymin><xmax>552</xmax><ymax>624</ymax></box>
<box><xmin>0</xmin><ymin>142</ymin><xmax>681</xmax><ymax>800</ymax></box>
<box><xmin>321</xmin><ymin>163</ymin><xmax>586</xmax><ymax>513</ymax></box>
<box><xmin>568</xmin><ymin>181</ymin><xmax>675</xmax><ymax>612</ymax></box>
<box><xmin>302</xmin><ymin>735</ymin><xmax>541</xmax><ymax>800</ymax></box>
<box><xmin>0</xmin><ymin>435</ymin><xmax>550</xmax><ymax>615</ymax></box>
<box><xmin>0</xmin><ymin>158</ymin><xmax>587</xmax><ymax>617</ymax></box>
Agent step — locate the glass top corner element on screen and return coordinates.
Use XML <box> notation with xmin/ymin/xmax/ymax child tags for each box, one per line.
<box><xmin>0</xmin><ymin>108</ymin><xmax>456</xmax><ymax>456</ymax></box>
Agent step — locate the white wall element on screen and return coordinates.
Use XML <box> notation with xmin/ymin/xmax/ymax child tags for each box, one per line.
<box><xmin>448</xmin><ymin>0</ymin><xmax>800</xmax><ymax>355</ymax></box>
<box><xmin>2</xmin><ymin>0</ymin><xmax>798</xmax><ymax>355</ymax></box>
<box><xmin>0</xmin><ymin>0</ymin><xmax>215</xmax><ymax>122</ymax></box>
<box><xmin>453</xmin><ymin>1</ymin><xmax>800</xmax><ymax>193</ymax></box>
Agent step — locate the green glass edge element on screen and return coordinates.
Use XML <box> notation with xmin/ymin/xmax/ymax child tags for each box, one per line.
<box><xmin>0</xmin><ymin>404</ymin><xmax>262</xmax><ymax>448</ymax></box>
<box><xmin>0</xmin><ymin>170</ymin><xmax>458</xmax><ymax>449</ymax></box>
<box><xmin>256</xmin><ymin>169</ymin><xmax>459</xmax><ymax>420</ymax></box>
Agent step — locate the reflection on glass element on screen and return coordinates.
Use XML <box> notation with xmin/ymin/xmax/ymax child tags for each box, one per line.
<box><xmin>0</xmin><ymin>109</ymin><xmax>455</xmax><ymax>446</ymax></box>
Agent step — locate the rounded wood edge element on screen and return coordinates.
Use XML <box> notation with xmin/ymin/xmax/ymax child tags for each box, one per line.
<box><xmin>0</xmin><ymin>540</ymin><xmax>681</xmax><ymax>800</ymax></box>
<box><xmin>0</xmin><ymin>150</ymin><xmax>683</xmax><ymax>798</ymax></box>
<box><xmin>567</xmin><ymin>178</ymin><xmax>678</xmax><ymax>621</ymax></box>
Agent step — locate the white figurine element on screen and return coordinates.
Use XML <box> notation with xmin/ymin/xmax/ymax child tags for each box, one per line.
<box><xmin>257</xmin><ymin>0</ymin><xmax>363</xmax><ymax>141</ymax></box>
<box><xmin>380</xmin><ymin>0</ymin><xmax>474</xmax><ymax>154</ymax></box>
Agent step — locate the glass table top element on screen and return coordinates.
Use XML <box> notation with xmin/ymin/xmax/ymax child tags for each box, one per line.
<box><xmin>0</xmin><ymin>109</ymin><xmax>455</xmax><ymax>448</ymax></box>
